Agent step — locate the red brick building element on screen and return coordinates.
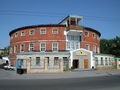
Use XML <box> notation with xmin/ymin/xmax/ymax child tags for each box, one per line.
<box><xmin>9</xmin><ymin>15</ymin><xmax>101</xmax><ymax>71</ymax></box>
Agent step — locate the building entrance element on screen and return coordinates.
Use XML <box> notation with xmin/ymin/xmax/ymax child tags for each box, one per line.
<box><xmin>84</xmin><ymin>59</ymin><xmax>89</xmax><ymax>69</ymax></box>
<box><xmin>73</xmin><ymin>59</ymin><xmax>79</xmax><ymax>69</ymax></box>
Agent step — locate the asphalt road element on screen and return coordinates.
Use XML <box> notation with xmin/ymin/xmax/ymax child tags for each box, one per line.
<box><xmin>0</xmin><ymin>75</ymin><xmax>120</xmax><ymax>90</ymax></box>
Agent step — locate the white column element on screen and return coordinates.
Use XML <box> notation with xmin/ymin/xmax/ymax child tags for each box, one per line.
<box><xmin>90</xmin><ymin>51</ymin><xmax>94</xmax><ymax>68</ymax></box>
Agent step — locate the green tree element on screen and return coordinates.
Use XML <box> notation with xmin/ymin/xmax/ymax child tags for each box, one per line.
<box><xmin>111</xmin><ymin>36</ymin><xmax>120</xmax><ymax>57</ymax></box>
<box><xmin>3</xmin><ymin>46</ymin><xmax>10</xmax><ymax>55</ymax></box>
<box><xmin>100</xmin><ymin>36</ymin><xmax>120</xmax><ymax>57</ymax></box>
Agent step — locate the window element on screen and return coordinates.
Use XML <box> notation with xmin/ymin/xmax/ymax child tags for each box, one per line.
<box><xmin>40</xmin><ymin>29</ymin><xmax>46</xmax><ymax>34</ymax></box>
<box><xmin>52</xmin><ymin>29</ymin><xmax>58</xmax><ymax>34</ymax></box>
<box><xmin>40</xmin><ymin>43</ymin><xmax>46</xmax><ymax>51</ymax></box>
<box><xmin>101</xmin><ymin>57</ymin><xmax>104</xmax><ymax>65</ymax></box>
<box><xmin>67</xmin><ymin>35</ymin><xmax>71</xmax><ymax>40</ymax></box>
<box><xmin>20</xmin><ymin>44</ymin><xmax>24</xmax><ymax>52</ymax></box>
<box><xmin>52</xmin><ymin>43</ymin><xmax>58</xmax><ymax>51</ymax></box>
<box><xmin>67</xmin><ymin>42</ymin><xmax>70</xmax><ymax>49</ymax></box>
<box><xmin>36</xmin><ymin>57</ymin><xmax>40</xmax><ymax>65</ymax></box>
<box><xmin>76</xmin><ymin>42</ymin><xmax>79</xmax><ymax>49</ymax></box>
<box><xmin>29</xmin><ymin>30</ymin><xmax>35</xmax><ymax>35</ymax></box>
<box><xmin>67</xmin><ymin>35</ymin><xmax>79</xmax><ymax>41</ymax></box>
<box><xmin>54</xmin><ymin>57</ymin><xmax>59</xmax><ymax>65</ymax></box>
<box><xmin>84</xmin><ymin>31</ymin><xmax>89</xmax><ymax>37</ymax></box>
<box><xmin>29</xmin><ymin>43</ymin><xmax>34</xmax><ymax>51</ymax></box>
<box><xmin>93</xmin><ymin>45</ymin><xmax>97</xmax><ymax>53</ymax></box>
<box><xmin>63</xmin><ymin>57</ymin><xmax>68</xmax><ymax>67</ymax></box>
<box><xmin>71</xmin><ymin>42</ymin><xmax>75</xmax><ymax>50</ymax></box>
<box><xmin>15</xmin><ymin>33</ymin><xmax>18</xmax><ymax>37</ymax></box>
<box><xmin>21</xmin><ymin>31</ymin><xmax>25</xmax><ymax>36</ymax></box>
<box><xmin>66</xmin><ymin>41</ymin><xmax>79</xmax><ymax>50</ymax></box>
<box><xmin>92</xmin><ymin>33</ymin><xmax>96</xmax><ymax>38</ymax></box>
<box><xmin>85</xmin><ymin>44</ymin><xmax>90</xmax><ymax>50</ymax></box>
<box><xmin>105</xmin><ymin>57</ymin><xmax>108</xmax><ymax>65</ymax></box>
<box><xmin>14</xmin><ymin>45</ymin><xmax>17</xmax><ymax>53</ymax></box>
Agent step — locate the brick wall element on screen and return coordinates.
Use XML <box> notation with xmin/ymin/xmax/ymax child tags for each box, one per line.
<box><xmin>9</xmin><ymin>25</ymin><xmax>100</xmax><ymax>66</ymax></box>
<box><xmin>81</xmin><ymin>30</ymin><xmax>100</xmax><ymax>53</ymax></box>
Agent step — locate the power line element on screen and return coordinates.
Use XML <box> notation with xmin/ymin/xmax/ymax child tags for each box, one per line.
<box><xmin>0</xmin><ymin>9</ymin><xmax>119</xmax><ymax>19</ymax></box>
<box><xmin>0</xmin><ymin>13</ymin><xmax>64</xmax><ymax>17</ymax></box>
<box><xmin>0</xmin><ymin>10</ymin><xmax>67</xmax><ymax>16</ymax></box>
<box><xmin>0</xmin><ymin>10</ymin><xmax>120</xmax><ymax>22</ymax></box>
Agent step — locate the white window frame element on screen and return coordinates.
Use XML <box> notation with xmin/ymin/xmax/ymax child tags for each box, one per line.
<box><xmin>40</xmin><ymin>43</ymin><xmax>46</xmax><ymax>52</ymax></box>
<box><xmin>71</xmin><ymin>42</ymin><xmax>75</xmax><ymax>50</ymax></box>
<box><xmin>66</xmin><ymin>42</ymin><xmax>70</xmax><ymax>50</ymax></box>
<box><xmin>84</xmin><ymin>31</ymin><xmax>89</xmax><ymax>37</ymax></box>
<box><xmin>29</xmin><ymin>43</ymin><xmax>34</xmax><ymax>51</ymax></box>
<box><xmin>15</xmin><ymin>33</ymin><xmax>18</xmax><ymax>37</ymax></box>
<box><xmin>85</xmin><ymin>44</ymin><xmax>90</xmax><ymax>50</ymax></box>
<box><xmin>66</xmin><ymin>41</ymin><xmax>79</xmax><ymax>50</ymax></box>
<box><xmin>20</xmin><ymin>44</ymin><xmax>24</xmax><ymax>52</ymax></box>
<box><xmin>14</xmin><ymin>45</ymin><xmax>17</xmax><ymax>53</ymax></box>
<box><xmin>29</xmin><ymin>30</ymin><xmax>35</xmax><ymax>35</ymax></box>
<box><xmin>93</xmin><ymin>45</ymin><xmax>97</xmax><ymax>53</ymax></box>
<box><xmin>52</xmin><ymin>42</ymin><xmax>58</xmax><ymax>51</ymax></box>
<box><xmin>92</xmin><ymin>33</ymin><xmax>96</xmax><ymax>38</ymax></box>
<box><xmin>40</xmin><ymin>29</ymin><xmax>46</xmax><ymax>34</ymax></box>
<box><xmin>21</xmin><ymin>31</ymin><xmax>25</xmax><ymax>36</ymax></box>
<box><xmin>75</xmin><ymin>42</ymin><xmax>79</xmax><ymax>49</ymax></box>
<box><xmin>52</xmin><ymin>29</ymin><xmax>58</xmax><ymax>34</ymax></box>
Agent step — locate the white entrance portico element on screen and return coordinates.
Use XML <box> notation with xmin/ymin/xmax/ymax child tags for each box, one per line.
<box><xmin>70</xmin><ymin>48</ymin><xmax>94</xmax><ymax>69</ymax></box>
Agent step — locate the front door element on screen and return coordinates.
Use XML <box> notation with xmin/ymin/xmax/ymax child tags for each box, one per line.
<box><xmin>73</xmin><ymin>59</ymin><xmax>79</xmax><ymax>69</ymax></box>
<box><xmin>84</xmin><ymin>59</ymin><xmax>89</xmax><ymax>69</ymax></box>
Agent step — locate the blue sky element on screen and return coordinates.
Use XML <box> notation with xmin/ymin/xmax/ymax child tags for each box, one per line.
<box><xmin>0</xmin><ymin>0</ymin><xmax>120</xmax><ymax>49</ymax></box>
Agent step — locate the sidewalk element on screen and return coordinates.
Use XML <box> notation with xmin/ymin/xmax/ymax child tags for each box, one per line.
<box><xmin>0</xmin><ymin>69</ymin><xmax>120</xmax><ymax>80</ymax></box>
